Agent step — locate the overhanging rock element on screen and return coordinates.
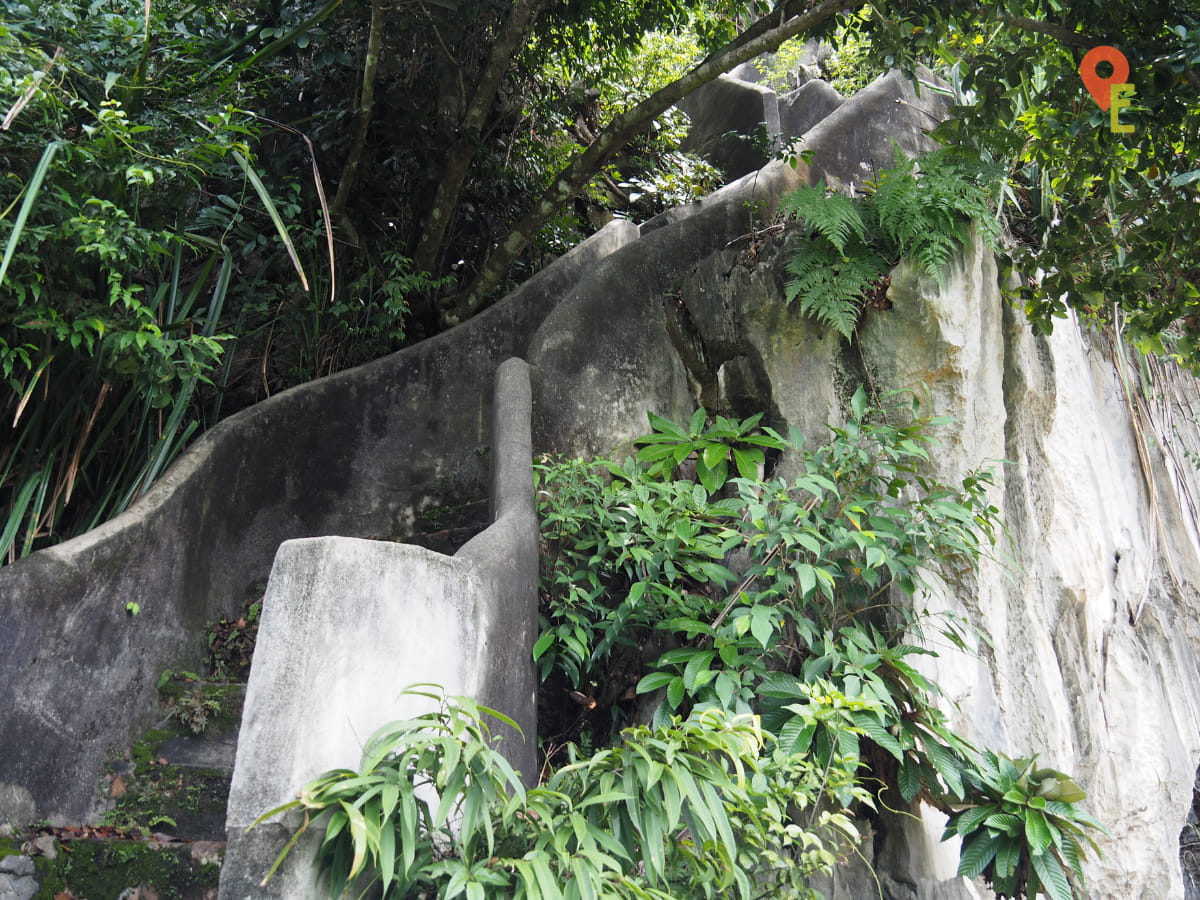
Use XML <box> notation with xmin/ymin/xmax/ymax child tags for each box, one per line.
<box><xmin>217</xmin><ymin>358</ymin><xmax>538</xmax><ymax>900</ymax></box>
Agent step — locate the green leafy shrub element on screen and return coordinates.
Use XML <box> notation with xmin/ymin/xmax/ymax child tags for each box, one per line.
<box><xmin>533</xmin><ymin>390</ymin><xmax>1103</xmax><ymax>895</ymax></box>
<box><xmin>262</xmin><ymin>687</ymin><xmax>860</xmax><ymax>900</ymax></box>
<box><xmin>946</xmin><ymin>751</ymin><xmax>1104</xmax><ymax>900</ymax></box>
<box><xmin>537</xmin><ymin>390</ymin><xmax>998</xmax><ymax>726</ymax></box>
<box><xmin>779</xmin><ymin>148</ymin><xmax>1001</xmax><ymax>339</ymax></box>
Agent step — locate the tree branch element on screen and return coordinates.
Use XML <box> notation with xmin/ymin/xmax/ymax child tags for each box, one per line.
<box><xmin>412</xmin><ymin>0</ymin><xmax>551</xmax><ymax>275</ymax></box>
<box><xmin>444</xmin><ymin>0</ymin><xmax>845</xmax><ymax>324</ymax></box>
<box><xmin>329</xmin><ymin>0</ymin><xmax>385</xmax><ymax>240</ymax></box>
<box><xmin>1003</xmin><ymin>15</ymin><xmax>1095</xmax><ymax>49</ymax></box>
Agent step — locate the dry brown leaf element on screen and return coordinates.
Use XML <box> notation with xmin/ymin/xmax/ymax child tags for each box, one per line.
<box><xmin>109</xmin><ymin>774</ymin><xmax>127</xmax><ymax>797</ymax></box>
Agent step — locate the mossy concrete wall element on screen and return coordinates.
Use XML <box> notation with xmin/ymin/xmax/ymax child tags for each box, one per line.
<box><xmin>217</xmin><ymin>359</ymin><xmax>538</xmax><ymax>899</ymax></box>
<box><xmin>0</xmin><ymin>222</ymin><xmax>637</xmax><ymax>825</ymax></box>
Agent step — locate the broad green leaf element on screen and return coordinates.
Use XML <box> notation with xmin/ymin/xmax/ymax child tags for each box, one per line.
<box><xmin>951</xmin><ymin>805</ymin><xmax>994</xmax><ymax>837</ymax></box>
<box><xmin>683</xmin><ymin>650</ymin><xmax>715</xmax><ymax>690</ymax></box>
<box><xmin>1025</xmin><ymin>808</ymin><xmax>1053</xmax><ymax>855</ymax></box>
<box><xmin>1030</xmin><ymin>849</ymin><xmax>1073</xmax><ymax>900</ymax></box>
<box><xmin>667</xmin><ymin>676</ymin><xmax>685</xmax><ymax>709</ymax></box>
<box><xmin>637</xmin><ymin>671</ymin><xmax>676</xmax><ymax>694</ymax></box>
<box><xmin>957</xmin><ymin>829</ymin><xmax>999</xmax><ymax>879</ymax></box>
<box><xmin>571</xmin><ymin>857</ymin><xmax>599</xmax><ymax>900</ymax></box>
<box><xmin>850</xmin><ymin>385</ymin><xmax>868</xmax><ymax>422</ymax></box>
<box><xmin>994</xmin><ymin>833</ymin><xmax>1021</xmax><ymax>879</ymax></box>
<box><xmin>532</xmin><ymin>630</ymin><xmax>556</xmax><ymax>661</ymax></box>
<box><xmin>578</xmin><ymin>791</ymin><xmax>635</xmax><ymax>809</ymax></box>
<box><xmin>924</xmin><ymin>738</ymin><xmax>965</xmax><ymax>798</ymax></box>
<box><xmin>646</xmin><ymin>411</ymin><xmax>688</xmax><ymax>440</ymax></box>
<box><xmin>897</xmin><ymin>759</ymin><xmax>923</xmax><ymax>802</ymax></box>
<box><xmin>732</xmin><ymin>446</ymin><xmax>762</xmax><ymax>479</ymax></box>
<box><xmin>379</xmin><ymin>821</ymin><xmax>396</xmax><ymax>895</ymax></box>
<box><xmin>749</xmin><ymin>605</ymin><xmax>776</xmax><ymax>649</ymax></box>
<box><xmin>696</xmin><ymin>457</ymin><xmax>724</xmax><ymax>493</ymax></box>
<box><xmin>340</xmin><ymin>801</ymin><xmax>369</xmax><ymax>880</ymax></box>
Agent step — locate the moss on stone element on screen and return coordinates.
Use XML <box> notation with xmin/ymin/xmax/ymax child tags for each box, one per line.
<box><xmin>30</xmin><ymin>839</ymin><xmax>220</xmax><ymax>900</ymax></box>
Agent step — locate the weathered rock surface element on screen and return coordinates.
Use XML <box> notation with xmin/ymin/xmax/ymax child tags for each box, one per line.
<box><xmin>0</xmin><ymin>854</ymin><xmax>36</xmax><ymax>900</ymax></box>
<box><xmin>779</xmin><ymin>79</ymin><xmax>844</xmax><ymax>140</ymax></box>
<box><xmin>679</xmin><ymin>74</ymin><xmax>782</xmax><ymax>179</ymax></box>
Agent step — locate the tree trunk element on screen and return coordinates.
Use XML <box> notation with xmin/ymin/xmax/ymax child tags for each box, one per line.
<box><xmin>442</xmin><ymin>0</ymin><xmax>844</xmax><ymax>325</ymax></box>
<box><xmin>411</xmin><ymin>0</ymin><xmax>550</xmax><ymax>275</ymax></box>
<box><xmin>329</xmin><ymin>0</ymin><xmax>386</xmax><ymax>238</ymax></box>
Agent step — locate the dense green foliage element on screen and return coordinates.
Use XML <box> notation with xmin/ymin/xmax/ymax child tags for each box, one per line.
<box><xmin>263</xmin><ymin>689</ymin><xmax>859</xmax><ymax>899</ymax></box>
<box><xmin>0</xmin><ymin>0</ymin><xmax>773</xmax><ymax>563</ymax></box>
<box><xmin>0</xmin><ymin>1</ymin><xmax>291</xmax><ymax>562</ymax></box>
<box><xmin>535</xmin><ymin>389</ymin><xmax>996</xmax><ymax>752</ymax></box>
<box><xmin>871</xmin><ymin>2</ymin><xmax>1200</xmax><ymax>364</ymax></box>
<box><xmin>532</xmin><ymin>395</ymin><xmax>1102</xmax><ymax>897</ymax></box>
<box><xmin>273</xmin><ymin>397</ymin><xmax>1103</xmax><ymax>897</ymax></box>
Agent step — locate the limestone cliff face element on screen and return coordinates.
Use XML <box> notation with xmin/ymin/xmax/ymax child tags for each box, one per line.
<box><xmin>533</xmin><ymin>224</ymin><xmax>1200</xmax><ymax>897</ymax></box>
<box><xmin>858</xmin><ymin>234</ymin><xmax>1200</xmax><ymax>898</ymax></box>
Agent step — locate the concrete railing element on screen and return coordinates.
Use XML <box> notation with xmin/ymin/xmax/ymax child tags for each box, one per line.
<box><xmin>217</xmin><ymin>358</ymin><xmax>538</xmax><ymax>899</ymax></box>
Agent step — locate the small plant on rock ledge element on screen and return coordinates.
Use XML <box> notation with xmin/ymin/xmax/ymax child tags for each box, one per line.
<box><xmin>780</xmin><ymin>147</ymin><xmax>1002</xmax><ymax>339</ymax></box>
<box><xmin>945</xmin><ymin>751</ymin><xmax>1104</xmax><ymax>900</ymax></box>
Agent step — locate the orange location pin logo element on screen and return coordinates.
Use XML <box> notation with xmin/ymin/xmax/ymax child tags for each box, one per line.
<box><xmin>1080</xmin><ymin>46</ymin><xmax>1130</xmax><ymax>110</ymax></box>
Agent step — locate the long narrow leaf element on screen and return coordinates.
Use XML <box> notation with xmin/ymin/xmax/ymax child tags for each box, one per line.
<box><xmin>231</xmin><ymin>149</ymin><xmax>308</xmax><ymax>290</ymax></box>
<box><xmin>0</xmin><ymin>140</ymin><xmax>65</xmax><ymax>288</ymax></box>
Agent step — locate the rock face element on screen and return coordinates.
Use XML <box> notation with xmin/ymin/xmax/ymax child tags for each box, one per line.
<box><xmin>679</xmin><ymin>74</ymin><xmax>783</xmax><ymax>179</ymax></box>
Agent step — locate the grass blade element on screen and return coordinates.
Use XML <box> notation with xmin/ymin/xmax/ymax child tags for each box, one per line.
<box><xmin>231</xmin><ymin>149</ymin><xmax>308</xmax><ymax>290</ymax></box>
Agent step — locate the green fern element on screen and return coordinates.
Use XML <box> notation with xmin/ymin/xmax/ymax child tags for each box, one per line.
<box><xmin>869</xmin><ymin>147</ymin><xmax>1000</xmax><ymax>284</ymax></box>
<box><xmin>780</xmin><ymin>148</ymin><xmax>1000</xmax><ymax>338</ymax></box>
<box><xmin>784</xmin><ymin>238</ymin><xmax>888</xmax><ymax>339</ymax></box>
<box><xmin>779</xmin><ymin>182</ymin><xmax>869</xmax><ymax>255</ymax></box>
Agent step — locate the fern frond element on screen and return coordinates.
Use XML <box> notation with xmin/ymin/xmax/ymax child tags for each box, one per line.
<box><xmin>784</xmin><ymin>239</ymin><xmax>888</xmax><ymax>339</ymax></box>
<box><xmin>865</xmin><ymin>147</ymin><xmax>999</xmax><ymax>283</ymax></box>
<box><xmin>914</xmin><ymin>231</ymin><xmax>962</xmax><ymax>286</ymax></box>
<box><xmin>866</xmin><ymin>152</ymin><xmax>919</xmax><ymax>248</ymax></box>
<box><xmin>779</xmin><ymin>182</ymin><xmax>868</xmax><ymax>255</ymax></box>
